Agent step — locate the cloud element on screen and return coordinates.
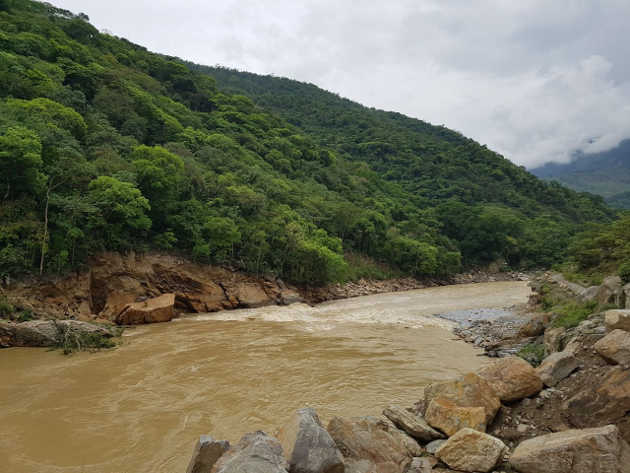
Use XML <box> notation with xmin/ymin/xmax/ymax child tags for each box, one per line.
<box><xmin>53</xmin><ymin>0</ymin><xmax>630</xmax><ymax>167</ymax></box>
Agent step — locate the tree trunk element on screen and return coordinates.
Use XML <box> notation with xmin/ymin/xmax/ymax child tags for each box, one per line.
<box><xmin>39</xmin><ymin>186</ymin><xmax>50</xmax><ymax>276</ymax></box>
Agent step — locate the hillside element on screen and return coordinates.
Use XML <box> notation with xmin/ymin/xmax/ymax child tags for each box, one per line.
<box><xmin>0</xmin><ymin>0</ymin><xmax>615</xmax><ymax>286</ymax></box>
<box><xmin>531</xmin><ymin>139</ymin><xmax>630</xmax><ymax>208</ymax></box>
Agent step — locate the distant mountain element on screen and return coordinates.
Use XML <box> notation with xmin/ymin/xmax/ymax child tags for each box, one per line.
<box><xmin>531</xmin><ymin>140</ymin><xmax>630</xmax><ymax>208</ymax></box>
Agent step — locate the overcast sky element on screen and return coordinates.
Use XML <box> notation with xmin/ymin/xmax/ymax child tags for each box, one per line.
<box><xmin>53</xmin><ymin>0</ymin><xmax>630</xmax><ymax>168</ymax></box>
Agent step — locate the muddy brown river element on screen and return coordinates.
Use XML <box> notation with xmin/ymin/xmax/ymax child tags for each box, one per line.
<box><xmin>0</xmin><ymin>281</ymin><xmax>530</xmax><ymax>473</ymax></box>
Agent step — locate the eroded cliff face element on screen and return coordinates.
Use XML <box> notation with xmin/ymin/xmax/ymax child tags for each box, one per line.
<box><xmin>5</xmin><ymin>252</ymin><xmax>302</xmax><ymax>322</ymax></box>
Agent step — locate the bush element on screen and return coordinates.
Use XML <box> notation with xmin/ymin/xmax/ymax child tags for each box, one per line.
<box><xmin>518</xmin><ymin>343</ymin><xmax>545</xmax><ymax>366</ymax></box>
<box><xmin>0</xmin><ymin>296</ymin><xmax>14</xmax><ymax>318</ymax></box>
<box><xmin>54</xmin><ymin>322</ymin><xmax>119</xmax><ymax>355</ymax></box>
<box><xmin>619</xmin><ymin>261</ymin><xmax>630</xmax><ymax>284</ymax></box>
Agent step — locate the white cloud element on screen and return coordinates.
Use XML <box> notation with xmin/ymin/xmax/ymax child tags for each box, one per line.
<box><xmin>53</xmin><ymin>0</ymin><xmax>630</xmax><ymax>167</ymax></box>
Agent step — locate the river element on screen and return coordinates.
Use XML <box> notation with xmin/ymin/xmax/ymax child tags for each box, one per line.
<box><xmin>0</xmin><ymin>281</ymin><xmax>530</xmax><ymax>473</ymax></box>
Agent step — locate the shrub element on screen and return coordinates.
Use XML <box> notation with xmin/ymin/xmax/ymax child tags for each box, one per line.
<box><xmin>518</xmin><ymin>343</ymin><xmax>545</xmax><ymax>366</ymax></box>
<box><xmin>619</xmin><ymin>261</ymin><xmax>630</xmax><ymax>284</ymax></box>
<box><xmin>0</xmin><ymin>296</ymin><xmax>15</xmax><ymax>318</ymax></box>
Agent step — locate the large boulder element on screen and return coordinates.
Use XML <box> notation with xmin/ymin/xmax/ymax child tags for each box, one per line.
<box><xmin>382</xmin><ymin>406</ymin><xmax>444</xmax><ymax>442</ymax></box>
<box><xmin>424</xmin><ymin>399</ymin><xmax>486</xmax><ymax>436</ymax></box>
<box><xmin>327</xmin><ymin>416</ymin><xmax>421</xmax><ymax>473</ymax></box>
<box><xmin>0</xmin><ymin>319</ymin><xmax>115</xmax><ymax>347</ymax></box>
<box><xmin>435</xmin><ymin>428</ymin><xmax>507</xmax><ymax>473</ymax></box>
<box><xmin>232</xmin><ymin>283</ymin><xmax>272</xmax><ymax>308</ymax></box>
<box><xmin>115</xmin><ymin>293</ymin><xmax>175</xmax><ymax>325</ymax></box>
<box><xmin>476</xmin><ymin>356</ymin><xmax>543</xmax><ymax>402</ymax></box>
<box><xmin>605</xmin><ymin>310</ymin><xmax>630</xmax><ymax>332</ymax></box>
<box><xmin>423</xmin><ymin>373</ymin><xmax>500</xmax><ymax>424</ymax></box>
<box><xmin>535</xmin><ymin>351</ymin><xmax>579</xmax><ymax>387</ymax></box>
<box><xmin>566</xmin><ymin>367</ymin><xmax>630</xmax><ymax>432</ymax></box>
<box><xmin>594</xmin><ymin>329</ymin><xmax>630</xmax><ymax>365</ymax></box>
<box><xmin>212</xmin><ymin>431</ymin><xmax>288</xmax><ymax>473</ymax></box>
<box><xmin>186</xmin><ymin>435</ymin><xmax>230</xmax><ymax>473</ymax></box>
<box><xmin>509</xmin><ymin>425</ymin><xmax>630</xmax><ymax>473</ymax></box>
<box><xmin>598</xmin><ymin>276</ymin><xmax>624</xmax><ymax>306</ymax></box>
<box><xmin>277</xmin><ymin>408</ymin><xmax>344</xmax><ymax>473</ymax></box>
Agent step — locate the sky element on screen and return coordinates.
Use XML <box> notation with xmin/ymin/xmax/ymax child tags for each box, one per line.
<box><xmin>53</xmin><ymin>0</ymin><xmax>630</xmax><ymax>168</ymax></box>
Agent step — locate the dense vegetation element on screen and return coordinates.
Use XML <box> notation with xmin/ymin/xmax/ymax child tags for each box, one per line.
<box><xmin>0</xmin><ymin>0</ymin><xmax>616</xmax><ymax>286</ymax></box>
<box><xmin>559</xmin><ymin>212</ymin><xmax>630</xmax><ymax>285</ymax></box>
<box><xmin>532</xmin><ymin>139</ymin><xmax>630</xmax><ymax>209</ymax></box>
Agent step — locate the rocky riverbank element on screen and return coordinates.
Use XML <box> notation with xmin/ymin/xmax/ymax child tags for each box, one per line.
<box><xmin>0</xmin><ymin>251</ymin><xmax>528</xmax><ymax>348</ymax></box>
<box><xmin>183</xmin><ymin>272</ymin><xmax>630</xmax><ymax>473</ymax></box>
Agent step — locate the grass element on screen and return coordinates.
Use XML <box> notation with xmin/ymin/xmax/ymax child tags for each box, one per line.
<box><xmin>0</xmin><ymin>296</ymin><xmax>36</xmax><ymax>322</ymax></box>
<box><xmin>550</xmin><ymin>301</ymin><xmax>599</xmax><ymax>329</ymax></box>
<box><xmin>517</xmin><ymin>343</ymin><xmax>546</xmax><ymax>366</ymax></box>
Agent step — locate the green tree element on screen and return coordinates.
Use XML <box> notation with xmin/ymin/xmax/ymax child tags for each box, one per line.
<box><xmin>0</xmin><ymin>126</ymin><xmax>43</xmax><ymax>199</ymax></box>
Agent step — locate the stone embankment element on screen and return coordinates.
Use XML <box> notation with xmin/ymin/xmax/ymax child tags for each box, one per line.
<box><xmin>184</xmin><ymin>272</ymin><xmax>630</xmax><ymax>473</ymax></box>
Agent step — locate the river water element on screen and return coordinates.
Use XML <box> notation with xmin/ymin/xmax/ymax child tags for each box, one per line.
<box><xmin>0</xmin><ymin>281</ymin><xmax>530</xmax><ymax>473</ymax></box>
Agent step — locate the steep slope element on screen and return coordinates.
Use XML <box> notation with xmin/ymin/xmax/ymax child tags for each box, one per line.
<box><xmin>0</xmin><ymin>0</ymin><xmax>614</xmax><ymax>287</ymax></box>
<box><xmin>531</xmin><ymin>139</ymin><xmax>630</xmax><ymax>208</ymax></box>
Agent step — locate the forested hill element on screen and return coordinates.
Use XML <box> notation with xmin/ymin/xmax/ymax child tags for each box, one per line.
<box><xmin>531</xmin><ymin>139</ymin><xmax>630</xmax><ymax>209</ymax></box>
<box><xmin>0</xmin><ymin>1</ymin><xmax>615</xmax><ymax>286</ymax></box>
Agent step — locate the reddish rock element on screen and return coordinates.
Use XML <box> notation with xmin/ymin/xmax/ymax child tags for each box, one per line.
<box><xmin>116</xmin><ymin>293</ymin><xmax>176</xmax><ymax>325</ymax></box>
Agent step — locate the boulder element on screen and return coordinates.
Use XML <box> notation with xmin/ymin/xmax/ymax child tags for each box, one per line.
<box><xmin>605</xmin><ymin>310</ymin><xmax>630</xmax><ymax>332</ymax></box>
<box><xmin>594</xmin><ymin>329</ymin><xmax>630</xmax><ymax>365</ymax></box>
<box><xmin>327</xmin><ymin>416</ymin><xmax>421</xmax><ymax>473</ymax></box>
<box><xmin>509</xmin><ymin>425</ymin><xmax>629</xmax><ymax>473</ymax></box>
<box><xmin>581</xmin><ymin>285</ymin><xmax>600</xmax><ymax>303</ymax></box>
<box><xmin>382</xmin><ymin>406</ymin><xmax>444</xmax><ymax>442</ymax></box>
<box><xmin>424</xmin><ymin>398</ymin><xmax>486</xmax><ymax>436</ymax></box>
<box><xmin>277</xmin><ymin>408</ymin><xmax>344</xmax><ymax>473</ymax></box>
<box><xmin>115</xmin><ymin>293</ymin><xmax>175</xmax><ymax>325</ymax></box>
<box><xmin>424</xmin><ymin>439</ymin><xmax>445</xmax><ymax>455</ymax></box>
<box><xmin>566</xmin><ymin>367</ymin><xmax>630</xmax><ymax>431</ymax></box>
<box><xmin>423</xmin><ymin>373</ymin><xmax>500</xmax><ymax>424</ymax></box>
<box><xmin>186</xmin><ymin>435</ymin><xmax>230</xmax><ymax>473</ymax></box>
<box><xmin>476</xmin><ymin>356</ymin><xmax>543</xmax><ymax>402</ymax></box>
<box><xmin>624</xmin><ymin>284</ymin><xmax>630</xmax><ymax>309</ymax></box>
<box><xmin>233</xmin><ymin>283</ymin><xmax>272</xmax><ymax>308</ymax></box>
<box><xmin>544</xmin><ymin>327</ymin><xmax>566</xmax><ymax>355</ymax></box>
<box><xmin>405</xmin><ymin>457</ymin><xmax>436</xmax><ymax>473</ymax></box>
<box><xmin>598</xmin><ymin>276</ymin><xmax>624</xmax><ymax>306</ymax></box>
<box><xmin>0</xmin><ymin>319</ymin><xmax>115</xmax><ymax>347</ymax></box>
<box><xmin>212</xmin><ymin>431</ymin><xmax>288</xmax><ymax>473</ymax></box>
<box><xmin>435</xmin><ymin>428</ymin><xmax>507</xmax><ymax>473</ymax></box>
<box><xmin>519</xmin><ymin>313</ymin><xmax>549</xmax><ymax>337</ymax></box>
<box><xmin>535</xmin><ymin>351</ymin><xmax>579</xmax><ymax>387</ymax></box>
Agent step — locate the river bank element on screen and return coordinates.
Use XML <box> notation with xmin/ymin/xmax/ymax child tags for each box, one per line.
<box><xmin>0</xmin><ymin>251</ymin><xmax>528</xmax><ymax>347</ymax></box>
<box><xmin>180</xmin><ymin>274</ymin><xmax>630</xmax><ymax>473</ymax></box>
<box><xmin>0</xmin><ymin>281</ymin><xmax>531</xmax><ymax>473</ymax></box>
